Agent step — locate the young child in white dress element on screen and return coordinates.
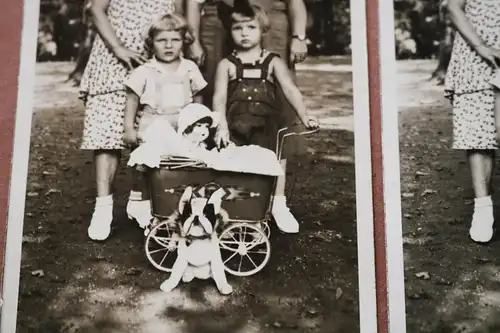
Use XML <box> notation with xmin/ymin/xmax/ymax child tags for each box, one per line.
<box><xmin>122</xmin><ymin>12</ymin><xmax>207</xmax><ymax>229</ymax></box>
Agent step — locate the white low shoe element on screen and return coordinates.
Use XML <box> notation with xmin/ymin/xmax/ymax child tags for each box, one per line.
<box><xmin>127</xmin><ymin>199</ymin><xmax>153</xmax><ymax>229</ymax></box>
<box><xmin>469</xmin><ymin>196</ymin><xmax>494</xmax><ymax>243</ymax></box>
<box><xmin>88</xmin><ymin>197</ymin><xmax>113</xmax><ymax>241</ymax></box>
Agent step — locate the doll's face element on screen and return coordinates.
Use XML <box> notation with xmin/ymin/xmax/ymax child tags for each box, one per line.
<box><xmin>187</xmin><ymin>122</ymin><xmax>210</xmax><ymax>144</ymax></box>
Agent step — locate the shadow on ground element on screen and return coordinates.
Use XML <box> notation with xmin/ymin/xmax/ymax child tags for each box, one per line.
<box><xmin>16</xmin><ymin>59</ymin><xmax>358</xmax><ymax>333</ymax></box>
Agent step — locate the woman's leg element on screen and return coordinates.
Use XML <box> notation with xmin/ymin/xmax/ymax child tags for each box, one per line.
<box><xmin>88</xmin><ymin>149</ymin><xmax>121</xmax><ymax>241</ymax></box>
<box><xmin>467</xmin><ymin>149</ymin><xmax>495</xmax><ymax>243</ymax></box>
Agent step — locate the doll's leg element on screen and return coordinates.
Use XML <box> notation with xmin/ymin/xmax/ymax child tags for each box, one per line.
<box><xmin>160</xmin><ymin>241</ymin><xmax>189</xmax><ymax>292</ymax></box>
<box><xmin>210</xmin><ymin>238</ymin><xmax>233</xmax><ymax>294</ymax></box>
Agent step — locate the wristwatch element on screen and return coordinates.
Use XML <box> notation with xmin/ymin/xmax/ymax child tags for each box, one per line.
<box><xmin>292</xmin><ymin>34</ymin><xmax>307</xmax><ymax>41</ymax></box>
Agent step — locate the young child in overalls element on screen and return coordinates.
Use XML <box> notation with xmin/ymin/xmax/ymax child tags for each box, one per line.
<box><xmin>212</xmin><ymin>2</ymin><xmax>317</xmax><ymax>233</ymax></box>
<box><xmin>122</xmin><ymin>12</ymin><xmax>207</xmax><ymax>229</ymax></box>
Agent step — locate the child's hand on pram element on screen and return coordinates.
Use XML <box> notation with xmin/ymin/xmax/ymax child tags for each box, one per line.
<box><xmin>215</xmin><ymin>127</ymin><xmax>230</xmax><ymax>149</ymax></box>
<box><xmin>302</xmin><ymin>115</ymin><xmax>319</xmax><ymax>130</ymax></box>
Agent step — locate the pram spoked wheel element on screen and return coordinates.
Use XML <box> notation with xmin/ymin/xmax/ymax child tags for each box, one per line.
<box><xmin>218</xmin><ymin>223</ymin><xmax>271</xmax><ymax>277</ymax></box>
<box><xmin>144</xmin><ymin>217</ymin><xmax>179</xmax><ymax>272</ymax></box>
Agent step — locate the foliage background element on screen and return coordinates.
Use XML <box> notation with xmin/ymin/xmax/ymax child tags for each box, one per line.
<box><xmin>37</xmin><ymin>0</ymin><xmax>354</xmax><ymax>61</ymax></box>
<box><xmin>37</xmin><ymin>1</ymin><xmax>447</xmax><ymax>67</ymax></box>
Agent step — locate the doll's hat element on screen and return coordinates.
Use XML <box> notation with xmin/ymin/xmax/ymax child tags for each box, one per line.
<box><xmin>177</xmin><ymin>103</ymin><xmax>218</xmax><ymax>135</ymax></box>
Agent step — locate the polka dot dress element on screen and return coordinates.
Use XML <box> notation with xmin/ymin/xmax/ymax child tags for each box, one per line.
<box><xmin>444</xmin><ymin>0</ymin><xmax>500</xmax><ymax>150</ymax></box>
<box><xmin>79</xmin><ymin>0</ymin><xmax>179</xmax><ymax>150</ymax></box>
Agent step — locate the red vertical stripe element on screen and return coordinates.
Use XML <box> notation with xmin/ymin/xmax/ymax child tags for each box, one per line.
<box><xmin>365</xmin><ymin>0</ymin><xmax>389</xmax><ymax>332</ymax></box>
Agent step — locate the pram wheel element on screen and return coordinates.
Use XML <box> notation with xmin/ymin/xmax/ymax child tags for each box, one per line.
<box><xmin>218</xmin><ymin>223</ymin><xmax>271</xmax><ymax>277</ymax></box>
<box><xmin>144</xmin><ymin>218</ymin><xmax>179</xmax><ymax>272</ymax></box>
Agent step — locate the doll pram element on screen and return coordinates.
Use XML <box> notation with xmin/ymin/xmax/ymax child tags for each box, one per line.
<box><xmin>144</xmin><ymin>126</ymin><xmax>318</xmax><ymax>277</ymax></box>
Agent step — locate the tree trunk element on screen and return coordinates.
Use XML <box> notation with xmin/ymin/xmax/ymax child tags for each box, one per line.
<box><xmin>432</xmin><ymin>0</ymin><xmax>454</xmax><ymax>85</ymax></box>
<box><xmin>67</xmin><ymin>0</ymin><xmax>94</xmax><ymax>86</ymax></box>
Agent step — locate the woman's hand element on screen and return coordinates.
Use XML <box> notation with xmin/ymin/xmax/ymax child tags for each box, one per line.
<box><xmin>290</xmin><ymin>38</ymin><xmax>308</xmax><ymax>64</ymax></box>
<box><xmin>113</xmin><ymin>45</ymin><xmax>147</xmax><ymax>70</ymax></box>
<box><xmin>476</xmin><ymin>45</ymin><xmax>500</xmax><ymax>68</ymax></box>
<box><xmin>123</xmin><ymin>128</ymin><xmax>139</xmax><ymax>146</ymax></box>
<box><xmin>188</xmin><ymin>41</ymin><xmax>206</xmax><ymax>67</ymax></box>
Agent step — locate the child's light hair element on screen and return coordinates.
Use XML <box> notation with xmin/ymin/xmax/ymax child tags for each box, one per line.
<box><xmin>145</xmin><ymin>13</ymin><xmax>195</xmax><ymax>55</ymax></box>
<box><xmin>231</xmin><ymin>4</ymin><xmax>270</xmax><ymax>33</ymax></box>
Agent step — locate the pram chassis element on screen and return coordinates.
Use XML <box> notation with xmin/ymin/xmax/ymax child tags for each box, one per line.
<box><xmin>144</xmin><ymin>125</ymin><xmax>318</xmax><ymax>277</ymax></box>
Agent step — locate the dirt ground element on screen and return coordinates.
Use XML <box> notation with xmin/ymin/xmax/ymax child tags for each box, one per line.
<box><xmin>399</xmin><ymin>60</ymin><xmax>500</xmax><ymax>333</ymax></box>
<box><xmin>16</xmin><ymin>57</ymin><xmax>358</xmax><ymax>333</ymax></box>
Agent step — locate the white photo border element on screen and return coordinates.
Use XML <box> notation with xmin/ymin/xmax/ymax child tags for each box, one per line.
<box><xmin>1</xmin><ymin>0</ymin><xmax>40</xmax><ymax>331</ymax></box>
<box><xmin>350</xmin><ymin>0</ymin><xmax>378</xmax><ymax>331</ymax></box>
<box><xmin>377</xmin><ymin>0</ymin><xmax>407</xmax><ymax>332</ymax></box>
<box><xmin>0</xmin><ymin>0</ymin><xmax>379</xmax><ymax>332</ymax></box>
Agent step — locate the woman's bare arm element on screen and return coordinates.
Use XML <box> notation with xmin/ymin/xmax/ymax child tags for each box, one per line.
<box><xmin>186</xmin><ymin>0</ymin><xmax>205</xmax><ymax>66</ymax></box>
<box><xmin>90</xmin><ymin>0</ymin><xmax>122</xmax><ymax>50</ymax></box>
<box><xmin>90</xmin><ymin>0</ymin><xmax>146</xmax><ymax>68</ymax></box>
<box><xmin>186</xmin><ymin>0</ymin><xmax>202</xmax><ymax>41</ymax></box>
<box><xmin>288</xmin><ymin>0</ymin><xmax>307</xmax><ymax>37</ymax></box>
<box><xmin>447</xmin><ymin>0</ymin><xmax>500</xmax><ymax>67</ymax></box>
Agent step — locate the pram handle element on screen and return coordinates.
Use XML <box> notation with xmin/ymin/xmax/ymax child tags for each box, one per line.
<box><xmin>275</xmin><ymin>122</ymin><xmax>320</xmax><ymax>160</ymax></box>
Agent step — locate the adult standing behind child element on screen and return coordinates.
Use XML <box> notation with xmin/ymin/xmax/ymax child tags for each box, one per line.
<box><xmin>445</xmin><ymin>0</ymin><xmax>500</xmax><ymax>243</ymax></box>
<box><xmin>79</xmin><ymin>0</ymin><xmax>185</xmax><ymax>241</ymax></box>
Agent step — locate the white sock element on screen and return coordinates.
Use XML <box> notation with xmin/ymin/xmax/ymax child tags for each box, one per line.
<box><xmin>273</xmin><ymin>195</ymin><xmax>287</xmax><ymax>206</ymax></box>
<box><xmin>129</xmin><ymin>191</ymin><xmax>142</xmax><ymax>201</ymax></box>
<box><xmin>469</xmin><ymin>195</ymin><xmax>494</xmax><ymax>243</ymax></box>
<box><xmin>96</xmin><ymin>194</ymin><xmax>113</xmax><ymax>207</ymax></box>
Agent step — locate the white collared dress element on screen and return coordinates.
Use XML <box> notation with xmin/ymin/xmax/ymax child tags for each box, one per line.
<box><xmin>124</xmin><ymin>57</ymin><xmax>207</xmax><ymax>137</ymax></box>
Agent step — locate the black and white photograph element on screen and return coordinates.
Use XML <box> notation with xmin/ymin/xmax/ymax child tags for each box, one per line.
<box><xmin>0</xmin><ymin>0</ymin><xmax>375</xmax><ymax>332</ymax></box>
<box><xmin>394</xmin><ymin>0</ymin><xmax>500</xmax><ymax>331</ymax></box>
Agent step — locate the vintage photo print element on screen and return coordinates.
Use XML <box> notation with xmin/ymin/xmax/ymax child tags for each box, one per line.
<box><xmin>388</xmin><ymin>0</ymin><xmax>500</xmax><ymax>331</ymax></box>
<box><xmin>1</xmin><ymin>0</ymin><xmax>376</xmax><ymax>332</ymax></box>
